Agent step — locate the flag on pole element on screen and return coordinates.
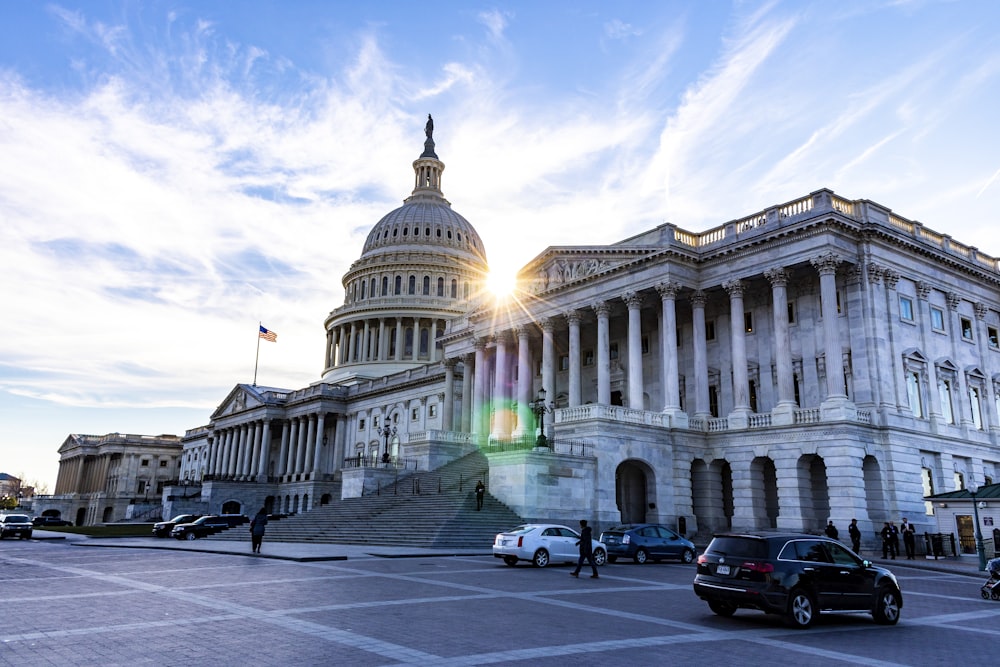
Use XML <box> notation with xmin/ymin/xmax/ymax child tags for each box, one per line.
<box><xmin>259</xmin><ymin>325</ymin><xmax>277</xmax><ymax>342</ymax></box>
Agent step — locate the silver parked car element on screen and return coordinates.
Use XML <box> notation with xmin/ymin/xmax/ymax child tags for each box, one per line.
<box><xmin>493</xmin><ymin>524</ymin><xmax>607</xmax><ymax>568</ymax></box>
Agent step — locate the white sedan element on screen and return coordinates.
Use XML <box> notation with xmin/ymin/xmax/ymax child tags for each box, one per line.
<box><xmin>493</xmin><ymin>524</ymin><xmax>608</xmax><ymax>568</ymax></box>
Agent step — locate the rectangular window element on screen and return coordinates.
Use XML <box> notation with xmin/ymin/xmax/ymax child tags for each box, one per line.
<box><xmin>748</xmin><ymin>380</ymin><xmax>758</xmax><ymax>412</ymax></box>
<box><xmin>989</xmin><ymin>326</ymin><xmax>999</xmax><ymax>350</ymax></box>
<box><xmin>583</xmin><ymin>349</ymin><xmax>594</xmax><ymax>366</ymax></box>
<box><xmin>744</xmin><ymin>311</ymin><xmax>754</xmax><ymax>334</ymax></box>
<box><xmin>960</xmin><ymin>317</ymin><xmax>974</xmax><ymax>341</ymax></box>
<box><xmin>137</xmin><ymin>481</ymin><xmax>146</xmax><ymax>494</ymax></box>
<box><xmin>559</xmin><ymin>354</ymin><xmax>569</xmax><ymax>371</ymax></box>
<box><xmin>641</xmin><ymin>336</ymin><xmax>650</xmax><ymax>354</ymax></box>
<box><xmin>428</xmin><ymin>404</ymin><xmax>437</xmax><ymax>418</ymax></box>
<box><xmin>159</xmin><ymin>460</ymin><xmax>167</xmax><ymax>467</ymax></box>
<box><xmin>411</xmin><ymin>408</ymin><xmax>420</xmax><ymax>421</ymax></box>
<box><xmin>609</xmin><ymin>342</ymin><xmax>619</xmax><ymax>360</ymax></box>
<box><xmin>373</xmin><ymin>416</ymin><xmax>380</xmax><ymax>429</ymax></box>
<box><xmin>939</xmin><ymin>380</ymin><xmax>954</xmax><ymax>424</ymax></box>
<box><xmin>708</xmin><ymin>386</ymin><xmax>719</xmax><ymax>418</ymax></box>
<box><xmin>140</xmin><ymin>459</ymin><xmax>149</xmax><ymax>467</ymax></box>
<box><xmin>358</xmin><ymin>418</ymin><xmax>366</xmax><ymax>431</ymax></box>
<box><xmin>836</xmin><ymin>290</ymin><xmax>843</xmax><ymax>315</ymax></box>
<box><xmin>969</xmin><ymin>386</ymin><xmax>983</xmax><ymax>429</ymax></box>
<box><xmin>930</xmin><ymin>307</ymin><xmax>945</xmax><ymax>332</ymax></box>
<box><xmin>705</xmin><ymin>321</ymin><xmax>716</xmax><ymax>341</ymax></box>
<box><xmin>787</xmin><ymin>301</ymin><xmax>796</xmax><ymax>324</ymax></box>
<box><xmin>906</xmin><ymin>371</ymin><xmax>923</xmax><ymax>418</ymax></box>
<box><xmin>676</xmin><ymin>327</ymin><xmax>682</xmax><ymax>346</ymax></box>
<box><xmin>899</xmin><ymin>296</ymin><xmax>914</xmax><ymax>322</ymax></box>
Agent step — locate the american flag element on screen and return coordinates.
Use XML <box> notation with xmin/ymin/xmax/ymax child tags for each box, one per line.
<box><xmin>259</xmin><ymin>325</ymin><xmax>277</xmax><ymax>342</ymax></box>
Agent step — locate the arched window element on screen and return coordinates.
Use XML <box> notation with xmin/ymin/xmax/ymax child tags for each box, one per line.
<box><xmin>420</xmin><ymin>328</ymin><xmax>429</xmax><ymax>356</ymax></box>
<box><xmin>451</xmin><ymin>279</ymin><xmax>457</xmax><ymax>298</ymax></box>
<box><xmin>404</xmin><ymin>328</ymin><xmax>414</xmax><ymax>357</ymax></box>
<box><xmin>370</xmin><ymin>278</ymin><xmax>375</xmax><ymax>298</ymax></box>
<box><xmin>437</xmin><ymin>277</ymin><xmax>444</xmax><ymax>296</ymax></box>
<box><xmin>381</xmin><ymin>276</ymin><xmax>388</xmax><ymax>296</ymax></box>
<box><xmin>394</xmin><ymin>276</ymin><xmax>402</xmax><ymax>295</ymax></box>
<box><xmin>423</xmin><ymin>276</ymin><xmax>430</xmax><ymax>295</ymax></box>
<box><xmin>408</xmin><ymin>275</ymin><xmax>416</xmax><ymax>295</ymax></box>
<box><xmin>360</xmin><ymin>280</ymin><xmax>366</xmax><ymax>300</ymax></box>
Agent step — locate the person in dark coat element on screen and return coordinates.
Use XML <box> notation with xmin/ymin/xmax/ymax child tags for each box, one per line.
<box><xmin>880</xmin><ymin>521</ymin><xmax>897</xmax><ymax>559</ymax></box>
<box><xmin>824</xmin><ymin>520</ymin><xmax>839</xmax><ymax>540</ymax></box>
<box><xmin>848</xmin><ymin>518</ymin><xmax>862</xmax><ymax>554</ymax></box>
<box><xmin>570</xmin><ymin>519</ymin><xmax>599</xmax><ymax>579</ymax></box>
<box><xmin>900</xmin><ymin>517</ymin><xmax>916</xmax><ymax>560</ymax></box>
<box><xmin>250</xmin><ymin>507</ymin><xmax>268</xmax><ymax>554</ymax></box>
<box><xmin>475</xmin><ymin>480</ymin><xmax>485</xmax><ymax>511</ymax></box>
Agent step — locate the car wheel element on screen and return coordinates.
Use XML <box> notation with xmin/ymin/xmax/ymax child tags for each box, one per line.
<box><xmin>532</xmin><ymin>549</ymin><xmax>550</xmax><ymax>568</ymax></box>
<box><xmin>503</xmin><ymin>556</ymin><xmax>518</xmax><ymax>567</ymax></box>
<box><xmin>681</xmin><ymin>548</ymin><xmax>695</xmax><ymax>564</ymax></box>
<box><xmin>787</xmin><ymin>588</ymin><xmax>817</xmax><ymax>629</ymax></box>
<box><xmin>593</xmin><ymin>549</ymin><xmax>607</xmax><ymax>566</ymax></box>
<box><xmin>992</xmin><ymin>591</ymin><xmax>1000</xmax><ymax>601</ymax></box>
<box><xmin>607</xmin><ymin>556</ymin><xmax>618</xmax><ymax>564</ymax></box>
<box><xmin>708</xmin><ymin>600</ymin><xmax>737</xmax><ymax>617</ymax></box>
<box><xmin>872</xmin><ymin>587</ymin><xmax>901</xmax><ymax>625</ymax></box>
<box><xmin>634</xmin><ymin>548</ymin><xmax>649</xmax><ymax>565</ymax></box>
<box><xmin>982</xmin><ymin>589</ymin><xmax>991</xmax><ymax>600</ymax></box>
<box><xmin>185</xmin><ymin>533</ymin><xmax>197</xmax><ymax>541</ymax></box>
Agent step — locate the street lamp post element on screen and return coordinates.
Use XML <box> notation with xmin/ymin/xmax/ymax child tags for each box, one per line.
<box><xmin>378</xmin><ymin>424</ymin><xmax>397</xmax><ymax>464</ymax></box>
<box><xmin>529</xmin><ymin>388</ymin><xmax>554</xmax><ymax>448</ymax></box>
<box><xmin>969</xmin><ymin>481</ymin><xmax>987</xmax><ymax>571</ymax></box>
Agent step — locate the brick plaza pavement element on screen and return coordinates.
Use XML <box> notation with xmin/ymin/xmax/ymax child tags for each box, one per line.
<box><xmin>2</xmin><ymin>536</ymin><xmax>999</xmax><ymax>666</ymax></box>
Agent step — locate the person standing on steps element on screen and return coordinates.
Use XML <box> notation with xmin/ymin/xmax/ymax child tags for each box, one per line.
<box><xmin>475</xmin><ymin>480</ymin><xmax>485</xmax><ymax>511</ymax></box>
<box><xmin>250</xmin><ymin>507</ymin><xmax>268</xmax><ymax>554</ymax></box>
<box><xmin>570</xmin><ymin>519</ymin><xmax>599</xmax><ymax>579</ymax></box>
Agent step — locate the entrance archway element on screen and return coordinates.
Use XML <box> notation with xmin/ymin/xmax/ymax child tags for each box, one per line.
<box><xmin>615</xmin><ymin>460</ymin><xmax>653</xmax><ymax>524</ymax></box>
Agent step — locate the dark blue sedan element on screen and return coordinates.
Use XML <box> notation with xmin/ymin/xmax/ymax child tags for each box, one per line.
<box><xmin>599</xmin><ymin>523</ymin><xmax>697</xmax><ymax>564</ymax></box>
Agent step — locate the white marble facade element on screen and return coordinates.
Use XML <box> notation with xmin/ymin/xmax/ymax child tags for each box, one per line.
<box><xmin>174</xmin><ymin>124</ymin><xmax>1000</xmax><ymax>546</ymax></box>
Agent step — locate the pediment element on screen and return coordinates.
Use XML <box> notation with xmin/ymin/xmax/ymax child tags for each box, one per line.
<box><xmin>523</xmin><ymin>249</ymin><xmax>658</xmax><ymax>295</ymax></box>
<box><xmin>212</xmin><ymin>384</ymin><xmax>265</xmax><ymax>419</ymax></box>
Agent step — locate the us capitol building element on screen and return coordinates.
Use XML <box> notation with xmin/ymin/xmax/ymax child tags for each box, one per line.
<box><xmin>55</xmin><ymin>118</ymin><xmax>1000</xmax><ymax>543</ymax></box>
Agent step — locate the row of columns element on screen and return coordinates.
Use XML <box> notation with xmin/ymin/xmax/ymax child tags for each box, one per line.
<box><xmin>325</xmin><ymin>317</ymin><xmax>442</xmax><ymax>368</ymax></box>
<box><xmin>207</xmin><ymin>413</ymin><xmax>340</xmax><ymax>481</ymax></box>
<box><xmin>459</xmin><ymin>256</ymin><xmax>848</xmax><ymax>438</ymax></box>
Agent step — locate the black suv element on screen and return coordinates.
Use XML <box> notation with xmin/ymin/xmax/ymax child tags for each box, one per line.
<box><xmin>693</xmin><ymin>533</ymin><xmax>902</xmax><ymax>628</ymax></box>
<box><xmin>152</xmin><ymin>514</ymin><xmax>202</xmax><ymax>537</ymax></box>
<box><xmin>32</xmin><ymin>516</ymin><xmax>73</xmax><ymax>527</ymax></box>
<box><xmin>171</xmin><ymin>514</ymin><xmax>247</xmax><ymax>540</ymax></box>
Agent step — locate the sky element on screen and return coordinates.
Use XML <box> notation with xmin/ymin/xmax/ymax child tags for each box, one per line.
<box><xmin>2</xmin><ymin>0</ymin><xmax>1000</xmax><ymax>492</ymax></box>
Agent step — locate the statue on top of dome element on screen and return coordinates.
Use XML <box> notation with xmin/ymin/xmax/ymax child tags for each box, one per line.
<box><xmin>425</xmin><ymin>114</ymin><xmax>434</xmax><ymax>139</ymax></box>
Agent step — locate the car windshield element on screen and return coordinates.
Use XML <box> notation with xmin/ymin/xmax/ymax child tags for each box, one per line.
<box><xmin>706</xmin><ymin>536</ymin><xmax>769</xmax><ymax>559</ymax></box>
<box><xmin>4</xmin><ymin>515</ymin><xmax>31</xmax><ymax>523</ymax></box>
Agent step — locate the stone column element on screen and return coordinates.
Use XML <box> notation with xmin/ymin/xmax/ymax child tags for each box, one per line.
<box><xmin>594</xmin><ymin>301</ymin><xmax>611</xmax><ymax>405</ymax></box>
<box><xmin>348</xmin><ymin>322</ymin><xmax>357</xmax><ymax>363</ymax></box>
<box><xmin>241</xmin><ymin>423</ymin><xmax>255</xmax><ymax>479</ymax></box>
<box><xmin>566</xmin><ymin>311</ymin><xmax>582</xmax><ymax>407</ymax></box>
<box><xmin>411</xmin><ymin>318</ymin><xmax>421</xmax><ymax>362</ymax></box>
<box><xmin>656</xmin><ymin>281</ymin><xmax>686</xmax><ymax>427</ymax></box>
<box><xmin>312</xmin><ymin>413</ymin><xmax>326</xmax><ymax>474</ymax></box>
<box><xmin>472</xmin><ymin>339</ymin><xmax>487</xmax><ymax>438</ymax></box>
<box><xmin>429</xmin><ymin>319</ymin><xmax>438</xmax><ymax>362</ymax></box>
<box><xmin>691</xmin><ymin>290</ymin><xmax>710</xmax><ymax>419</ymax></box>
<box><xmin>395</xmin><ymin>318</ymin><xmax>404</xmax><ymax>361</ymax></box>
<box><xmin>723</xmin><ymin>279</ymin><xmax>751</xmax><ymax>425</ymax></box>
<box><xmin>492</xmin><ymin>331</ymin><xmax>511</xmax><ymax>438</ymax></box>
<box><xmin>325</xmin><ymin>329</ymin><xmax>333</xmax><ymax>368</ymax></box>
<box><xmin>302</xmin><ymin>414</ymin><xmax>316</xmax><ymax>475</ymax></box>
<box><xmin>257</xmin><ymin>419</ymin><xmax>271</xmax><ymax>480</ymax></box>
<box><xmin>276</xmin><ymin>420</ymin><xmax>290</xmax><ymax>477</ymax></box>
<box><xmin>227</xmin><ymin>427</ymin><xmax>241</xmax><ymax>477</ymax></box>
<box><xmin>378</xmin><ymin>319</ymin><xmax>387</xmax><ymax>361</ymax></box>
<box><xmin>249</xmin><ymin>421</ymin><xmax>262</xmax><ymax>477</ymax></box>
<box><xmin>332</xmin><ymin>414</ymin><xmax>347</xmax><ymax>473</ymax></box>
<box><xmin>443</xmin><ymin>358</ymin><xmax>457</xmax><ymax>430</ymax></box>
<box><xmin>765</xmin><ymin>268</ymin><xmax>796</xmax><ymax>423</ymax></box>
<box><xmin>515</xmin><ymin>326</ymin><xmax>532</xmax><ymax>435</ymax></box>
<box><xmin>812</xmin><ymin>252</ymin><xmax>854</xmax><ymax>419</ymax></box>
<box><xmin>461</xmin><ymin>353</ymin><xmax>473</xmax><ymax>432</ymax></box>
<box><xmin>285</xmin><ymin>418</ymin><xmax>299</xmax><ymax>477</ymax></box>
<box><xmin>218</xmin><ymin>429</ymin><xmax>232</xmax><ymax>477</ymax></box>
<box><xmin>541</xmin><ymin>318</ymin><xmax>555</xmax><ymax>434</ymax></box>
<box><xmin>207</xmin><ymin>433</ymin><xmax>218</xmax><ymax>476</ymax></box>
<box><xmin>623</xmin><ymin>291</ymin><xmax>644</xmax><ymax>410</ymax></box>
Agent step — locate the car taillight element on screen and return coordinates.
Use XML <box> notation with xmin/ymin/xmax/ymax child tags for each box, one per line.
<box><xmin>741</xmin><ymin>561</ymin><xmax>774</xmax><ymax>574</ymax></box>
<box><xmin>697</xmin><ymin>554</ymin><xmax>708</xmax><ymax>564</ymax></box>
<box><xmin>517</xmin><ymin>536</ymin><xmax>523</xmax><ymax>547</ymax></box>
<box><xmin>622</xmin><ymin>534</ymin><xmax>631</xmax><ymax>545</ymax></box>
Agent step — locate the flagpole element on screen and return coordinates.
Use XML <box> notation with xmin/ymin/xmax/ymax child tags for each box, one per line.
<box><xmin>253</xmin><ymin>321</ymin><xmax>261</xmax><ymax>386</ymax></box>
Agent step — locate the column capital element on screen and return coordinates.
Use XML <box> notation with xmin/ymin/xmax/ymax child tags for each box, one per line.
<box><xmin>512</xmin><ymin>325</ymin><xmax>530</xmax><ymax>339</ymax></box>
<box><xmin>810</xmin><ymin>251</ymin><xmax>842</xmax><ymax>275</ymax></box>
<box><xmin>494</xmin><ymin>330</ymin><xmax>513</xmax><ymax>345</ymax></box>
<box><xmin>866</xmin><ymin>262</ymin><xmax>884</xmax><ymax>285</ymax></box>
<box><xmin>975</xmin><ymin>302</ymin><xmax>989</xmax><ymax>320</ymax></box>
<box><xmin>883</xmin><ymin>268</ymin><xmax>900</xmax><ymax>290</ymax></box>
<box><xmin>722</xmin><ymin>279</ymin><xmax>744</xmax><ymax>297</ymax></box>
<box><xmin>443</xmin><ymin>357</ymin><xmax>458</xmax><ymax>369</ymax></box>
<box><xmin>690</xmin><ymin>289</ymin><xmax>707</xmax><ymax>308</ymax></box>
<box><xmin>655</xmin><ymin>280</ymin><xmax>680</xmax><ymax>299</ymax></box>
<box><xmin>473</xmin><ymin>337</ymin><xmax>488</xmax><ymax>351</ymax></box>
<box><xmin>592</xmin><ymin>300</ymin><xmax>611</xmax><ymax>318</ymax></box>
<box><xmin>946</xmin><ymin>291</ymin><xmax>961</xmax><ymax>311</ymax></box>
<box><xmin>763</xmin><ymin>267</ymin><xmax>789</xmax><ymax>287</ymax></box>
<box><xmin>915</xmin><ymin>280</ymin><xmax>932</xmax><ymax>300</ymax></box>
<box><xmin>622</xmin><ymin>290</ymin><xmax>643</xmax><ymax>309</ymax></box>
<box><xmin>564</xmin><ymin>310</ymin><xmax>582</xmax><ymax>326</ymax></box>
<box><xmin>540</xmin><ymin>317</ymin><xmax>556</xmax><ymax>332</ymax></box>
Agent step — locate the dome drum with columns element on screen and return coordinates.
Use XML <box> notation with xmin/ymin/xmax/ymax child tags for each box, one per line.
<box><xmin>168</xmin><ymin>119</ymin><xmax>1000</xmax><ymax>551</ymax></box>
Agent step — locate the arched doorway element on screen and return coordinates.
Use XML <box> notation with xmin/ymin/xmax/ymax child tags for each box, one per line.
<box><xmin>102</xmin><ymin>507</ymin><xmax>114</xmax><ymax>523</ymax></box>
<box><xmin>221</xmin><ymin>500</ymin><xmax>241</xmax><ymax>515</ymax></box>
<box><xmin>616</xmin><ymin>460</ymin><xmax>652</xmax><ymax>524</ymax></box>
<box><xmin>750</xmin><ymin>457</ymin><xmax>780</xmax><ymax>530</ymax></box>
<box><xmin>74</xmin><ymin>507</ymin><xmax>86</xmax><ymax>526</ymax></box>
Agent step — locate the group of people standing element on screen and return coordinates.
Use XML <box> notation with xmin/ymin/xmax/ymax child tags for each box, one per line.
<box><xmin>825</xmin><ymin>517</ymin><xmax>917</xmax><ymax>560</ymax></box>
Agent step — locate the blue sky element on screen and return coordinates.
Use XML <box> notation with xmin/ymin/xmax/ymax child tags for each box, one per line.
<box><xmin>2</xmin><ymin>1</ymin><xmax>999</xmax><ymax>491</ymax></box>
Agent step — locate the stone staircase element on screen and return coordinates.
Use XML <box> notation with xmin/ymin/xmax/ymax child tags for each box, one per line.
<box><xmin>209</xmin><ymin>450</ymin><xmax>524</xmax><ymax>548</ymax></box>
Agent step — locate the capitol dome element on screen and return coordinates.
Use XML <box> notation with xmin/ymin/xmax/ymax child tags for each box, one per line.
<box><xmin>320</xmin><ymin>116</ymin><xmax>489</xmax><ymax>384</ymax></box>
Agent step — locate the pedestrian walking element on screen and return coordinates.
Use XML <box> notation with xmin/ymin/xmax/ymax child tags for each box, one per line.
<box><xmin>901</xmin><ymin>517</ymin><xmax>916</xmax><ymax>560</ymax></box>
<box><xmin>570</xmin><ymin>519</ymin><xmax>599</xmax><ymax>579</ymax></box>
<box><xmin>824</xmin><ymin>520</ymin><xmax>839</xmax><ymax>540</ymax></box>
<box><xmin>848</xmin><ymin>518</ymin><xmax>862</xmax><ymax>554</ymax></box>
<box><xmin>250</xmin><ymin>507</ymin><xmax>268</xmax><ymax>554</ymax></box>
<box><xmin>475</xmin><ymin>480</ymin><xmax>485</xmax><ymax>511</ymax></box>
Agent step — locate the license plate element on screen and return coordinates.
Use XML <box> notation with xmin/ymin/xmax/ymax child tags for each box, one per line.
<box><xmin>716</xmin><ymin>565</ymin><xmax>731</xmax><ymax>575</ymax></box>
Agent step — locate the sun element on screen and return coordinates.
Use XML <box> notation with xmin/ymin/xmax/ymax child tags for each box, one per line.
<box><xmin>486</xmin><ymin>269</ymin><xmax>517</xmax><ymax>297</ymax></box>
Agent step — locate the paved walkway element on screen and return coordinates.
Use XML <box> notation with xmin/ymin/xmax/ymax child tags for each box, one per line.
<box><xmin>31</xmin><ymin>529</ymin><xmax>990</xmax><ymax>577</ymax></box>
